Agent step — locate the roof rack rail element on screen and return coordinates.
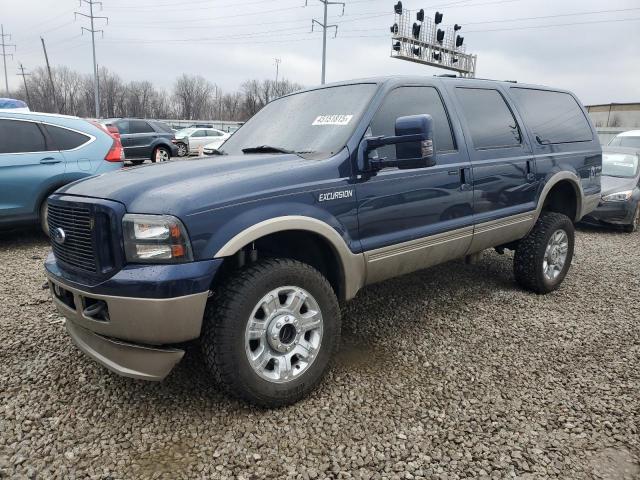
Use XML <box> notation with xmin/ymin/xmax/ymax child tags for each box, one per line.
<box><xmin>436</xmin><ymin>74</ymin><xmax>458</xmax><ymax>78</ymax></box>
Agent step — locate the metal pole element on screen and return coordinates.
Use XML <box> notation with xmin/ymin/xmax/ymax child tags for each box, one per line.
<box><xmin>274</xmin><ymin>58</ymin><xmax>281</xmax><ymax>84</ymax></box>
<box><xmin>321</xmin><ymin>1</ymin><xmax>328</xmax><ymax>84</ymax></box>
<box><xmin>41</xmin><ymin>37</ymin><xmax>59</xmax><ymax>113</ymax></box>
<box><xmin>17</xmin><ymin>63</ymin><xmax>31</xmax><ymax>105</ymax></box>
<box><xmin>89</xmin><ymin>1</ymin><xmax>100</xmax><ymax>117</ymax></box>
<box><xmin>1</xmin><ymin>25</ymin><xmax>8</xmax><ymax>95</ymax></box>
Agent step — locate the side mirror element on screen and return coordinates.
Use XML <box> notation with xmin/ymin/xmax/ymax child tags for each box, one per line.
<box><xmin>359</xmin><ymin>114</ymin><xmax>435</xmax><ymax>172</ymax></box>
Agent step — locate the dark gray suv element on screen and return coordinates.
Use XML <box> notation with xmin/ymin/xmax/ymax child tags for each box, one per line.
<box><xmin>101</xmin><ymin>118</ymin><xmax>178</xmax><ymax>165</ymax></box>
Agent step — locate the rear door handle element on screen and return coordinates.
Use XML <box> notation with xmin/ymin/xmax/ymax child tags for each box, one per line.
<box><xmin>40</xmin><ymin>157</ymin><xmax>62</xmax><ymax>164</ymax></box>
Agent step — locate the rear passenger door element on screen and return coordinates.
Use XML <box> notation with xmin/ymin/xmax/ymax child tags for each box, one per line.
<box><xmin>0</xmin><ymin>119</ymin><xmax>65</xmax><ymax>219</ymax></box>
<box><xmin>127</xmin><ymin>120</ymin><xmax>156</xmax><ymax>158</ymax></box>
<box><xmin>452</xmin><ymin>86</ymin><xmax>537</xmax><ymax>227</ymax></box>
<box><xmin>356</xmin><ymin>85</ymin><xmax>474</xmax><ymax>285</ymax></box>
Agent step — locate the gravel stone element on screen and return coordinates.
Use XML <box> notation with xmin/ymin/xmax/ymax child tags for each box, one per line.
<box><xmin>0</xmin><ymin>226</ymin><xmax>639</xmax><ymax>479</ymax></box>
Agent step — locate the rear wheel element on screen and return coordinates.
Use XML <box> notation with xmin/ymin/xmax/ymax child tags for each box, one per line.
<box><xmin>514</xmin><ymin>212</ymin><xmax>575</xmax><ymax>294</ymax></box>
<box><xmin>201</xmin><ymin>258</ymin><xmax>340</xmax><ymax>407</ymax></box>
<box><xmin>151</xmin><ymin>146</ymin><xmax>170</xmax><ymax>163</ymax></box>
<box><xmin>623</xmin><ymin>205</ymin><xmax>639</xmax><ymax>233</ymax></box>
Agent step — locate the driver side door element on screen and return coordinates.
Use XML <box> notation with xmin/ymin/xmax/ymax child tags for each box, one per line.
<box><xmin>355</xmin><ymin>85</ymin><xmax>474</xmax><ymax>285</ymax></box>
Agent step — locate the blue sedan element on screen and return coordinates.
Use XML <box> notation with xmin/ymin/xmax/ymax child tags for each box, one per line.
<box><xmin>0</xmin><ymin>111</ymin><xmax>124</xmax><ymax>234</ymax></box>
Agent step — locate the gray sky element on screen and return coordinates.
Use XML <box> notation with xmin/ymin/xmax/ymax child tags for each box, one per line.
<box><xmin>3</xmin><ymin>0</ymin><xmax>639</xmax><ymax>105</ymax></box>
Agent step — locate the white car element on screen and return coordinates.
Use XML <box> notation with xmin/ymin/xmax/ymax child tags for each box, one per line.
<box><xmin>609</xmin><ymin>130</ymin><xmax>640</xmax><ymax>149</ymax></box>
<box><xmin>174</xmin><ymin>128</ymin><xmax>230</xmax><ymax>156</ymax></box>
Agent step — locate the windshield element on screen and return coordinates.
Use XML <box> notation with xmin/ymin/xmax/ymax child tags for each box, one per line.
<box><xmin>219</xmin><ymin>83</ymin><xmax>378</xmax><ymax>159</ymax></box>
<box><xmin>176</xmin><ymin>128</ymin><xmax>196</xmax><ymax>137</ymax></box>
<box><xmin>609</xmin><ymin>135</ymin><xmax>640</xmax><ymax>149</ymax></box>
<box><xmin>602</xmin><ymin>152</ymin><xmax>639</xmax><ymax>178</ymax></box>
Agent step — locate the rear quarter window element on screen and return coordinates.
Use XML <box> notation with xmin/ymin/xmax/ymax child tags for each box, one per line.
<box><xmin>43</xmin><ymin>124</ymin><xmax>91</xmax><ymax>151</ymax></box>
<box><xmin>510</xmin><ymin>88</ymin><xmax>593</xmax><ymax>144</ymax></box>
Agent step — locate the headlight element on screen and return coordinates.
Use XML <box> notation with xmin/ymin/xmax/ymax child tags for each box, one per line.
<box><xmin>122</xmin><ymin>214</ymin><xmax>193</xmax><ymax>263</ymax></box>
<box><xmin>601</xmin><ymin>190</ymin><xmax>633</xmax><ymax>202</ymax></box>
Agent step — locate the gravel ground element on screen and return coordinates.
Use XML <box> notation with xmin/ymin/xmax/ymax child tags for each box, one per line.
<box><xmin>0</xmin><ymin>226</ymin><xmax>638</xmax><ymax>479</ymax></box>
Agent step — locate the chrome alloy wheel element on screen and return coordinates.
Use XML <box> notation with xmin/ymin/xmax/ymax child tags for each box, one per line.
<box><xmin>155</xmin><ymin>148</ymin><xmax>170</xmax><ymax>162</ymax></box>
<box><xmin>245</xmin><ymin>286</ymin><xmax>323</xmax><ymax>383</ymax></box>
<box><xmin>543</xmin><ymin>229</ymin><xmax>569</xmax><ymax>281</ymax></box>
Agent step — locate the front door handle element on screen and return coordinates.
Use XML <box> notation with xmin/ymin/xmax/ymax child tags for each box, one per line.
<box><xmin>526</xmin><ymin>159</ymin><xmax>536</xmax><ymax>182</ymax></box>
<box><xmin>40</xmin><ymin>157</ymin><xmax>62</xmax><ymax>164</ymax></box>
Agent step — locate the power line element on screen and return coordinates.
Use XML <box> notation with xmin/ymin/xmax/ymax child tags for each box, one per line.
<box><xmin>75</xmin><ymin>0</ymin><xmax>108</xmax><ymax>118</ymax></box>
<box><xmin>1</xmin><ymin>24</ymin><xmax>16</xmax><ymax>95</ymax></box>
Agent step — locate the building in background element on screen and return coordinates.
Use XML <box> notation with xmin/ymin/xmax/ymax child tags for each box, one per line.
<box><xmin>586</xmin><ymin>102</ymin><xmax>640</xmax><ymax>144</ymax></box>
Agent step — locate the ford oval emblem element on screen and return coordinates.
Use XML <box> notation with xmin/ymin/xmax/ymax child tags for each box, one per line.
<box><xmin>52</xmin><ymin>227</ymin><xmax>66</xmax><ymax>245</ymax></box>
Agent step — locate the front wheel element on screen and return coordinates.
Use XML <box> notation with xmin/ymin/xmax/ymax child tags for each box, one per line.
<box><xmin>151</xmin><ymin>146</ymin><xmax>170</xmax><ymax>163</ymax></box>
<box><xmin>39</xmin><ymin>200</ymin><xmax>49</xmax><ymax>236</ymax></box>
<box><xmin>201</xmin><ymin>258</ymin><xmax>340</xmax><ymax>407</ymax></box>
<box><xmin>514</xmin><ymin>212</ymin><xmax>575</xmax><ymax>294</ymax></box>
<box><xmin>623</xmin><ymin>205</ymin><xmax>639</xmax><ymax>233</ymax></box>
<box><xmin>176</xmin><ymin>142</ymin><xmax>188</xmax><ymax>157</ymax></box>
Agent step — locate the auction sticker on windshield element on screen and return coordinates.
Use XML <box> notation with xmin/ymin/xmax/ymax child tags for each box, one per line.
<box><xmin>312</xmin><ymin>115</ymin><xmax>353</xmax><ymax>126</ymax></box>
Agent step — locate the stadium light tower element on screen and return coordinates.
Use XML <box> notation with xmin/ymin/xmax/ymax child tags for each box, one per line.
<box><xmin>389</xmin><ymin>4</ymin><xmax>477</xmax><ymax>77</ymax></box>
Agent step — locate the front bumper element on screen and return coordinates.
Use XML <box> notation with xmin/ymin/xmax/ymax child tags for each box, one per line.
<box><xmin>46</xmin><ymin>259</ymin><xmax>217</xmax><ymax>381</ymax></box>
<box><xmin>581</xmin><ymin>198</ymin><xmax>638</xmax><ymax>226</ymax></box>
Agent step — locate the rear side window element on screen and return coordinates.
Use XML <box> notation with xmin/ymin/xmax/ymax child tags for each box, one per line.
<box><xmin>129</xmin><ymin>120</ymin><xmax>154</xmax><ymax>134</ymax></box>
<box><xmin>43</xmin><ymin>124</ymin><xmax>90</xmax><ymax>151</ymax></box>
<box><xmin>152</xmin><ymin>121</ymin><xmax>173</xmax><ymax>133</ymax></box>
<box><xmin>609</xmin><ymin>136</ymin><xmax>640</xmax><ymax>148</ymax></box>
<box><xmin>455</xmin><ymin>88</ymin><xmax>522</xmax><ymax>149</ymax></box>
<box><xmin>191</xmin><ymin>129</ymin><xmax>206</xmax><ymax>137</ymax></box>
<box><xmin>206</xmin><ymin>129</ymin><xmax>222</xmax><ymax>137</ymax></box>
<box><xmin>369</xmin><ymin>86</ymin><xmax>456</xmax><ymax>155</ymax></box>
<box><xmin>0</xmin><ymin>119</ymin><xmax>46</xmax><ymax>153</ymax></box>
<box><xmin>510</xmin><ymin>88</ymin><xmax>592</xmax><ymax>144</ymax></box>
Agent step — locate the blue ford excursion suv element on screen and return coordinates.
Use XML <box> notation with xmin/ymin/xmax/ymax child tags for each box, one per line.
<box><xmin>45</xmin><ymin>76</ymin><xmax>601</xmax><ymax>407</ymax></box>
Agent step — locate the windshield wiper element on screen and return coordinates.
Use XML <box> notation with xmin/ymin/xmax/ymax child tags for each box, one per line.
<box><xmin>241</xmin><ymin>145</ymin><xmax>295</xmax><ymax>155</ymax></box>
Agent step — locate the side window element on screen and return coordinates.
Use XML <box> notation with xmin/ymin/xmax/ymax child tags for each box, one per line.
<box><xmin>206</xmin><ymin>129</ymin><xmax>222</xmax><ymax>137</ymax></box>
<box><xmin>152</xmin><ymin>121</ymin><xmax>173</xmax><ymax>133</ymax></box>
<box><xmin>129</xmin><ymin>120</ymin><xmax>155</xmax><ymax>134</ymax></box>
<box><xmin>43</xmin><ymin>124</ymin><xmax>90</xmax><ymax>151</ymax></box>
<box><xmin>369</xmin><ymin>86</ymin><xmax>456</xmax><ymax>159</ymax></box>
<box><xmin>191</xmin><ymin>129</ymin><xmax>206</xmax><ymax>137</ymax></box>
<box><xmin>455</xmin><ymin>88</ymin><xmax>522</xmax><ymax>149</ymax></box>
<box><xmin>510</xmin><ymin>88</ymin><xmax>592</xmax><ymax>144</ymax></box>
<box><xmin>115</xmin><ymin>120</ymin><xmax>130</xmax><ymax>135</ymax></box>
<box><xmin>0</xmin><ymin>119</ymin><xmax>46</xmax><ymax>153</ymax></box>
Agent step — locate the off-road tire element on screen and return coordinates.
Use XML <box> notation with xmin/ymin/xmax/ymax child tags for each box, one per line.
<box><xmin>201</xmin><ymin>258</ymin><xmax>341</xmax><ymax>408</ymax></box>
<box><xmin>623</xmin><ymin>205</ymin><xmax>639</xmax><ymax>233</ymax></box>
<box><xmin>514</xmin><ymin>212</ymin><xmax>575</xmax><ymax>294</ymax></box>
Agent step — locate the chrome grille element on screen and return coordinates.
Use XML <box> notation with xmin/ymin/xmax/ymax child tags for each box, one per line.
<box><xmin>48</xmin><ymin>204</ymin><xmax>97</xmax><ymax>273</ymax></box>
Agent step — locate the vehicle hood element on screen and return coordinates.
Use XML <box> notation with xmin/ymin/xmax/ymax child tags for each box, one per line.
<box><xmin>601</xmin><ymin>175</ymin><xmax>638</xmax><ymax>196</ymax></box>
<box><xmin>56</xmin><ymin>153</ymin><xmax>328</xmax><ymax>215</ymax></box>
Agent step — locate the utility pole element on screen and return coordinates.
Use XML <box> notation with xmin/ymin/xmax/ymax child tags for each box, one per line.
<box><xmin>17</xmin><ymin>63</ymin><xmax>31</xmax><ymax>105</ymax></box>
<box><xmin>306</xmin><ymin>0</ymin><xmax>345</xmax><ymax>84</ymax></box>
<box><xmin>1</xmin><ymin>24</ymin><xmax>16</xmax><ymax>96</ymax></box>
<box><xmin>274</xmin><ymin>58</ymin><xmax>281</xmax><ymax>84</ymax></box>
<box><xmin>41</xmin><ymin>37</ymin><xmax>59</xmax><ymax>113</ymax></box>
<box><xmin>75</xmin><ymin>0</ymin><xmax>108</xmax><ymax>118</ymax></box>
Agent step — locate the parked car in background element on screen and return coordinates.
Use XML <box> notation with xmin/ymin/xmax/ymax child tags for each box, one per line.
<box><xmin>100</xmin><ymin>118</ymin><xmax>177</xmax><ymax>165</ymax></box>
<box><xmin>0</xmin><ymin>98</ymin><xmax>30</xmax><ymax>112</ymax></box>
<box><xmin>174</xmin><ymin>127</ymin><xmax>229</xmax><ymax>156</ymax></box>
<box><xmin>608</xmin><ymin>130</ymin><xmax>640</xmax><ymax>149</ymax></box>
<box><xmin>203</xmin><ymin>131</ymin><xmax>232</xmax><ymax>155</ymax></box>
<box><xmin>582</xmin><ymin>146</ymin><xmax>640</xmax><ymax>232</ymax></box>
<box><xmin>0</xmin><ymin>111</ymin><xmax>123</xmax><ymax>234</ymax></box>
